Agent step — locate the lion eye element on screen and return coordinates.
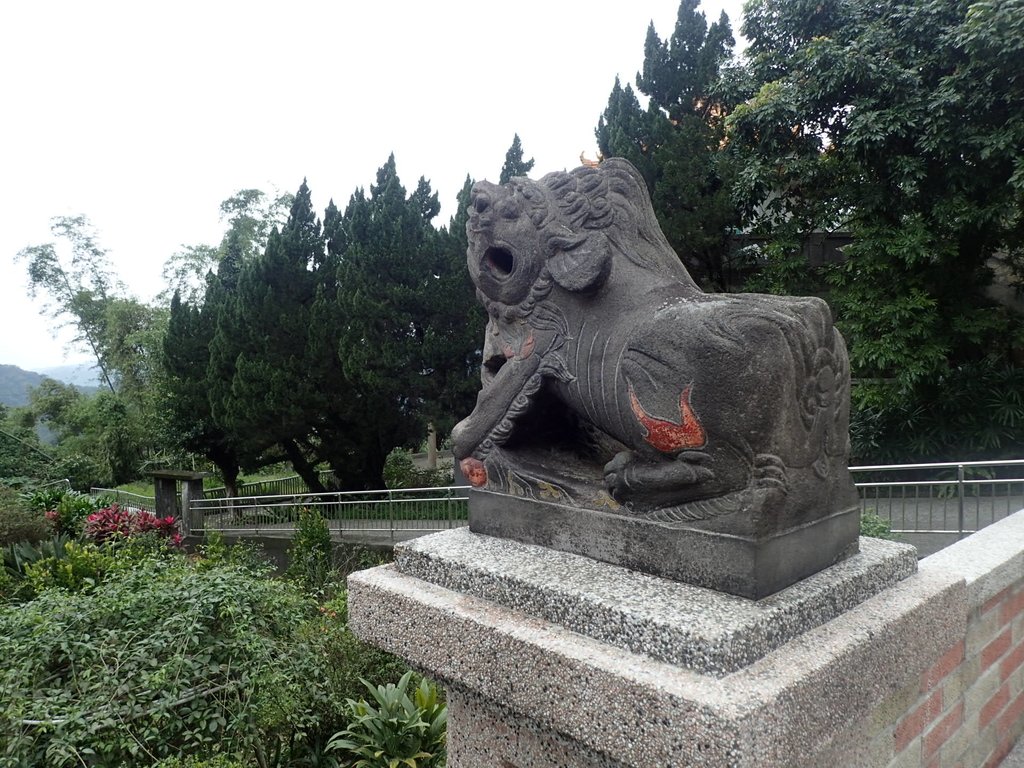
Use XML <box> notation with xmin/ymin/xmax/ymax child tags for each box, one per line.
<box><xmin>483</xmin><ymin>247</ymin><xmax>514</xmax><ymax>277</ymax></box>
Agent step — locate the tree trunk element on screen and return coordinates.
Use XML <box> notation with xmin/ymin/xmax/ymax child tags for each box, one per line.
<box><xmin>283</xmin><ymin>439</ymin><xmax>327</xmax><ymax>493</ymax></box>
<box><xmin>426</xmin><ymin>422</ymin><xmax>438</xmax><ymax>470</ymax></box>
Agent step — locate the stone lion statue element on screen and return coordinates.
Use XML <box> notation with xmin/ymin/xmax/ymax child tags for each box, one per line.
<box><xmin>451</xmin><ymin>158</ymin><xmax>857</xmax><ymax>550</ymax></box>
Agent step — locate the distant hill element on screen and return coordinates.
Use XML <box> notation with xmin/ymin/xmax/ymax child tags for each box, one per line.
<box><xmin>38</xmin><ymin>363</ymin><xmax>103</xmax><ymax>389</ymax></box>
<box><xmin>0</xmin><ymin>365</ymin><xmax>47</xmax><ymax>407</ymax></box>
<box><xmin>0</xmin><ymin>363</ymin><xmax>100</xmax><ymax>407</ymax></box>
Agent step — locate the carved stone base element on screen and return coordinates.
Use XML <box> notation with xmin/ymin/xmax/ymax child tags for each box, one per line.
<box><xmin>468</xmin><ymin>488</ymin><xmax>861</xmax><ymax>599</ymax></box>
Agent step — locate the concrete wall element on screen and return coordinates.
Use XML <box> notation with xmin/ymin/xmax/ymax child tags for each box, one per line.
<box><xmin>826</xmin><ymin>511</ymin><xmax>1024</xmax><ymax>767</ymax></box>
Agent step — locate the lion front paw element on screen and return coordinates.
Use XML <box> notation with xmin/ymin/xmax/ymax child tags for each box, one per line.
<box><xmin>603</xmin><ymin>450</ymin><xmax>637</xmax><ymax>497</ymax></box>
<box><xmin>604</xmin><ymin>450</ymin><xmax>714</xmax><ymax>501</ymax></box>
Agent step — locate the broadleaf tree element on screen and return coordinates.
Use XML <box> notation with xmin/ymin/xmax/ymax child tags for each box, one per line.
<box><xmin>727</xmin><ymin>0</ymin><xmax>1024</xmax><ymax>461</ymax></box>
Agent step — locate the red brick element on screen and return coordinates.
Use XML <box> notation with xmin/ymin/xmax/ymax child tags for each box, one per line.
<box><xmin>1001</xmin><ymin>587</ymin><xmax>1024</xmax><ymax>625</ymax></box>
<box><xmin>985</xmin><ymin>733</ymin><xmax>1014</xmax><ymax>768</ymax></box>
<box><xmin>980</xmin><ymin>681</ymin><xmax>1010</xmax><ymax>729</ymax></box>
<box><xmin>996</xmin><ymin>689</ymin><xmax>1024</xmax><ymax>737</ymax></box>
<box><xmin>923</xmin><ymin>701</ymin><xmax>964</xmax><ymax>759</ymax></box>
<box><xmin>982</xmin><ymin>585</ymin><xmax>1014</xmax><ymax>615</ymax></box>
<box><xmin>1001</xmin><ymin>640</ymin><xmax>1024</xmax><ymax>681</ymax></box>
<box><xmin>895</xmin><ymin>688</ymin><xmax>944</xmax><ymax>752</ymax></box>
<box><xmin>982</xmin><ymin>627</ymin><xmax>1013</xmax><ymax>670</ymax></box>
<box><xmin>921</xmin><ymin>639</ymin><xmax>965</xmax><ymax>692</ymax></box>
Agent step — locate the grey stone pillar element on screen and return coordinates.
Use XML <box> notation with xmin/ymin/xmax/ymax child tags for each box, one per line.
<box><xmin>151</xmin><ymin>471</ymin><xmax>208</xmax><ymax>536</ymax></box>
<box><xmin>152</xmin><ymin>475</ymin><xmax>179</xmax><ymax>520</ymax></box>
<box><xmin>180</xmin><ymin>477</ymin><xmax>205</xmax><ymax>536</ymax></box>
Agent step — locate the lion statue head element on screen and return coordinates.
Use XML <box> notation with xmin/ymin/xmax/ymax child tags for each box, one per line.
<box><xmin>465</xmin><ymin>158</ymin><xmax>698</xmax><ymax>323</ymax></box>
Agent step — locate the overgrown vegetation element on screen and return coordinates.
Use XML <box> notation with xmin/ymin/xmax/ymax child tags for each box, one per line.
<box><xmin>0</xmin><ymin>489</ymin><xmax>433</xmax><ymax>768</ymax></box>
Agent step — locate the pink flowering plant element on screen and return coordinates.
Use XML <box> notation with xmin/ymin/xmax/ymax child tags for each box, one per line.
<box><xmin>83</xmin><ymin>504</ymin><xmax>183</xmax><ymax>547</ymax></box>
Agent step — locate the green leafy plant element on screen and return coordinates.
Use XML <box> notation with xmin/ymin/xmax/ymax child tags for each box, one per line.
<box><xmin>24</xmin><ymin>540</ymin><xmax>116</xmax><ymax>594</ymax></box>
<box><xmin>196</xmin><ymin>530</ymin><xmax>271</xmax><ymax>574</ymax></box>
<box><xmin>3</xmin><ymin>533</ymin><xmax>75</xmax><ymax>579</ymax></box>
<box><xmin>301</xmin><ymin>590</ymin><xmax>409</xmax><ymax>707</ymax></box>
<box><xmin>151</xmin><ymin>756</ymin><xmax>248</xmax><ymax>768</ymax></box>
<box><xmin>41</xmin><ymin>490</ymin><xmax>107</xmax><ymax>536</ymax></box>
<box><xmin>327</xmin><ymin>671</ymin><xmax>447</xmax><ymax>768</ymax></box>
<box><xmin>860</xmin><ymin>511</ymin><xmax>896</xmax><ymax>540</ymax></box>
<box><xmin>287</xmin><ymin>507</ymin><xmax>333</xmax><ymax>594</ymax></box>
<box><xmin>383</xmin><ymin>449</ymin><xmax>452</xmax><ymax>490</ymax></box>
<box><xmin>19</xmin><ymin>485</ymin><xmax>70</xmax><ymax>515</ymax></box>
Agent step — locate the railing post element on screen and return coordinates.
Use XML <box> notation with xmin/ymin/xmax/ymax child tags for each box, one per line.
<box><xmin>957</xmin><ymin>464</ymin><xmax>966</xmax><ymax>538</ymax></box>
<box><xmin>389</xmin><ymin>489</ymin><xmax>395</xmax><ymax>542</ymax></box>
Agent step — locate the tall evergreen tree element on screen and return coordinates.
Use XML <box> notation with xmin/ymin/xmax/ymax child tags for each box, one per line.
<box><xmin>425</xmin><ymin>176</ymin><xmax>487</xmax><ymax>436</ymax></box>
<box><xmin>499</xmin><ymin>134</ymin><xmax>535</xmax><ymax>183</ymax></box>
<box><xmin>331</xmin><ymin>156</ymin><xmax>481</xmax><ymax>487</ymax></box>
<box><xmin>334</xmin><ymin>157</ymin><xmax>441</xmax><ymax>486</ymax></box>
<box><xmin>211</xmin><ymin>181</ymin><xmax>332</xmax><ymax>491</ymax></box>
<box><xmin>163</xmin><ymin>279</ymin><xmax>243</xmax><ymax>496</ymax></box>
<box><xmin>596</xmin><ymin>0</ymin><xmax>741</xmax><ymax>289</ymax></box>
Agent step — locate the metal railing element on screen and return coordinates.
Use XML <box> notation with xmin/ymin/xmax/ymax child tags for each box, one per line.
<box><xmin>851</xmin><ymin>459</ymin><xmax>1024</xmax><ymax>536</ymax></box>
<box><xmin>89</xmin><ymin>487</ymin><xmax>157</xmax><ymax>513</ymax></box>
<box><xmin>182</xmin><ymin>459</ymin><xmax>1024</xmax><ymax>544</ymax></box>
<box><xmin>203</xmin><ymin>470</ymin><xmax>340</xmax><ymax>500</ymax></box>
<box><xmin>188</xmin><ymin>485</ymin><xmax>470</xmax><ymax>542</ymax></box>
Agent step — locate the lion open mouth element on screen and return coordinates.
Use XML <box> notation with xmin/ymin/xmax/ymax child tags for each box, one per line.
<box><xmin>483</xmin><ymin>246</ymin><xmax>514</xmax><ymax>277</ymax></box>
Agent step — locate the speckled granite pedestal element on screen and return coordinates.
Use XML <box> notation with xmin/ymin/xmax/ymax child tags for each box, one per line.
<box><xmin>347</xmin><ymin>529</ymin><xmax>963</xmax><ymax>768</ymax></box>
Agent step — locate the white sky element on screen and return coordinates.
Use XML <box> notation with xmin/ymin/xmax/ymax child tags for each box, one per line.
<box><xmin>0</xmin><ymin>0</ymin><xmax>744</xmax><ymax>371</ymax></box>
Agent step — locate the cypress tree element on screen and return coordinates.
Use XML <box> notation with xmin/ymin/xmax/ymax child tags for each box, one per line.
<box><xmin>499</xmin><ymin>134</ymin><xmax>535</xmax><ymax>183</ymax></box>
<box><xmin>597</xmin><ymin>0</ymin><xmax>741</xmax><ymax>289</ymax></box>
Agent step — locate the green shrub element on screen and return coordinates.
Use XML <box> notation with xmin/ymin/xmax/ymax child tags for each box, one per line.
<box><xmin>197</xmin><ymin>530</ymin><xmax>272</xmax><ymax>574</ymax></box>
<box><xmin>860</xmin><ymin>511</ymin><xmax>896</xmax><ymax>540</ymax></box>
<box><xmin>287</xmin><ymin>507</ymin><xmax>333</xmax><ymax>593</ymax></box>
<box><xmin>151</xmin><ymin>755</ymin><xmax>248</xmax><ymax>768</ymax></box>
<box><xmin>2</xmin><ymin>533</ymin><xmax>75</xmax><ymax>579</ymax></box>
<box><xmin>383</xmin><ymin>449</ymin><xmax>452</xmax><ymax>490</ymax></box>
<box><xmin>328</xmin><ymin>671</ymin><xmax>447</xmax><ymax>768</ymax></box>
<box><xmin>334</xmin><ymin>545</ymin><xmax>392</xmax><ymax>580</ymax></box>
<box><xmin>19</xmin><ymin>486</ymin><xmax>70</xmax><ymax>515</ymax></box>
<box><xmin>24</xmin><ymin>490</ymin><xmax>108</xmax><ymax>537</ymax></box>
<box><xmin>0</xmin><ymin>566</ymin><xmax>15</xmax><ymax>603</ymax></box>
<box><xmin>301</xmin><ymin>591</ymin><xmax>410</xmax><ymax>707</ymax></box>
<box><xmin>0</xmin><ymin>505</ymin><xmax>52</xmax><ymax>547</ymax></box>
<box><xmin>24</xmin><ymin>541</ymin><xmax>116</xmax><ymax>594</ymax></box>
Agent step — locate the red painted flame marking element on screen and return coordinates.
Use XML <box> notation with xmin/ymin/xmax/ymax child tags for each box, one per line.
<box><xmin>628</xmin><ymin>384</ymin><xmax>707</xmax><ymax>453</ymax></box>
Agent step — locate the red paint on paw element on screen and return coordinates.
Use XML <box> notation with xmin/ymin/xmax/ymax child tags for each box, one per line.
<box><xmin>460</xmin><ymin>458</ymin><xmax>488</xmax><ymax>487</ymax></box>
<box><xmin>629</xmin><ymin>384</ymin><xmax>707</xmax><ymax>453</ymax></box>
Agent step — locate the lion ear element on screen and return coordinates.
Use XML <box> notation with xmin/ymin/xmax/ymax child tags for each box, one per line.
<box><xmin>548</xmin><ymin>234</ymin><xmax>612</xmax><ymax>292</ymax></box>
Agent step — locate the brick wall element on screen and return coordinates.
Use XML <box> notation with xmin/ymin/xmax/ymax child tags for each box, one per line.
<box><xmin>844</xmin><ymin>514</ymin><xmax>1024</xmax><ymax>768</ymax></box>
